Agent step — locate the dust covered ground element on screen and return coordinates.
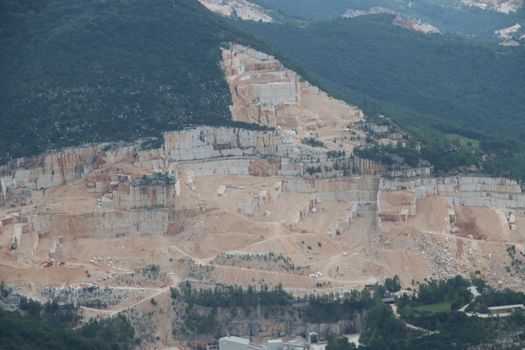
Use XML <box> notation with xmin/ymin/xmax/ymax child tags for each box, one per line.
<box><xmin>2</xmin><ymin>169</ymin><xmax>524</xmax><ymax>299</ymax></box>
<box><xmin>1</xmin><ymin>44</ymin><xmax>525</xmax><ymax>350</ymax></box>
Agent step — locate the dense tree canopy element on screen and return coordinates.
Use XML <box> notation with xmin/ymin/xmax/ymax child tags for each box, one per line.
<box><xmin>235</xmin><ymin>15</ymin><xmax>525</xmax><ymax>179</ymax></box>
<box><xmin>252</xmin><ymin>0</ymin><xmax>525</xmax><ymax>39</ymax></box>
<box><xmin>0</xmin><ymin>309</ymin><xmax>117</xmax><ymax>350</ymax></box>
<box><xmin>0</xmin><ymin>0</ymin><xmax>265</xmax><ymax>163</ymax></box>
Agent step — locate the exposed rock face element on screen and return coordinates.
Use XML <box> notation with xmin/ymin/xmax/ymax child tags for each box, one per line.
<box><xmin>179</xmin><ymin>158</ymin><xmax>254</xmax><ymax>177</ymax></box>
<box><xmin>342</xmin><ymin>7</ymin><xmax>397</xmax><ymax>18</ymax></box>
<box><xmin>172</xmin><ymin>301</ymin><xmax>362</xmax><ymax>347</ymax></box>
<box><xmin>0</xmin><ymin>125</ymin><xmax>369</xmax><ymax>202</ymax></box>
<box><xmin>0</xmin><ymin>146</ymin><xmax>98</xmax><ymax>191</ymax></box>
<box><xmin>0</xmin><ymin>127</ymin><xmax>285</xmax><ymax>195</ymax></box>
<box><xmin>342</xmin><ymin>7</ymin><xmax>440</xmax><ymax>34</ymax></box>
<box><xmin>462</xmin><ymin>0</ymin><xmax>523</xmax><ymax>13</ymax></box>
<box><xmin>0</xmin><ymin>144</ymin><xmax>135</xmax><ymax>193</ymax></box>
<box><xmin>0</xmin><ymin>124</ymin><xmax>369</xmax><ymax>247</ymax></box>
<box><xmin>381</xmin><ymin>176</ymin><xmax>525</xmax><ymax>209</ymax></box>
<box><xmin>353</xmin><ymin>156</ymin><xmax>385</xmax><ymax>176</ymax></box>
<box><xmin>222</xmin><ymin>45</ymin><xmax>299</xmax><ymax>127</ymax></box>
<box><xmin>495</xmin><ymin>23</ymin><xmax>523</xmax><ymax>47</ymax></box>
<box><xmin>3</xmin><ymin>131</ymin><xmax>525</xmax><ymax>350</ymax></box>
<box><xmin>496</xmin><ymin>23</ymin><xmax>522</xmax><ymax>39</ymax></box>
<box><xmin>377</xmin><ymin>190</ymin><xmax>417</xmax><ymax>222</ymax></box>
<box><xmin>284</xmin><ymin>177</ymin><xmax>378</xmax><ymax>193</ymax></box>
<box><xmin>30</xmin><ymin>209</ymin><xmax>178</xmax><ymax>239</ymax></box>
<box><xmin>3</xmin><ymin>39</ymin><xmax>525</xmax><ymax>350</ymax></box>
<box><xmin>42</xmin><ymin>285</ymin><xmax>144</xmax><ymax>308</ymax></box>
<box><xmin>163</xmin><ymin>127</ymin><xmax>282</xmax><ymax>161</ymax></box>
<box><xmin>385</xmin><ymin>167</ymin><xmax>431</xmax><ymax>178</ymax></box>
<box><xmin>393</xmin><ymin>17</ymin><xmax>440</xmax><ymax>34</ymax></box>
<box><xmin>283</xmin><ymin>177</ymin><xmax>379</xmax><ymax>202</ymax></box>
<box><xmin>10</xmin><ymin>224</ymin><xmax>23</xmax><ymax>250</ymax></box>
<box><xmin>198</xmin><ymin>0</ymin><xmax>272</xmax><ymax>22</ymax></box>
<box><xmin>221</xmin><ymin>44</ymin><xmax>365</xmax><ymax>148</ymax></box>
<box><xmin>248</xmin><ymin>159</ymin><xmax>282</xmax><ymax>177</ymax></box>
<box><xmin>238</xmin><ymin>181</ymin><xmax>283</xmax><ymax>216</ymax></box>
<box><xmin>113</xmin><ymin>181</ymin><xmax>177</xmax><ymax>210</ymax></box>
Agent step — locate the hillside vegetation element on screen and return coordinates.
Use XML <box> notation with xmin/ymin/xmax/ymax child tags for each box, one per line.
<box><xmin>0</xmin><ymin>309</ymin><xmax>132</xmax><ymax>350</ymax></box>
<box><xmin>235</xmin><ymin>15</ymin><xmax>525</xmax><ymax>179</ymax></box>
<box><xmin>0</xmin><ymin>0</ymin><xmax>262</xmax><ymax>164</ymax></box>
<box><xmin>252</xmin><ymin>0</ymin><xmax>525</xmax><ymax>39</ymax></box>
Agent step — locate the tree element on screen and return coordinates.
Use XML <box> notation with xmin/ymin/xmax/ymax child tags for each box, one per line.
<box><xmin>326</xmin><ymin>333</ymin><xmax>357</xmax><ymax>350</ymax></box>
<box><xmin>360</xmin><ymin>302</ymin><xmax>407</xmax><ymax>349</ymax></box>
<box><xmin>384</xmin><ymin>276</ymin><xmax>401</xmax><ymax>293</ymax></box>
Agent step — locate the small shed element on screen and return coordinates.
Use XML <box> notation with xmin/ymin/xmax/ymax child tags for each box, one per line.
<box><xmin>219</xmin><ymin>336</ymin><xmax>250</xmax><ymax>350</ymax></box>
<box><xmin>487</xmin><ymin>304</ymin><xmax>524</xmax><ymax>315</ymax></box>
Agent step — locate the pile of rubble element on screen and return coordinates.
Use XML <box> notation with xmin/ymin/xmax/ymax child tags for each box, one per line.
<box><xmin>42</xmin><ymin>285</ymin><xmax>139</xmax><ymax>308</ymax></box>
<box><xmin>407</xmin><ymin>233</ymin><xmax>457</xmax><ymax>281</ymax></box>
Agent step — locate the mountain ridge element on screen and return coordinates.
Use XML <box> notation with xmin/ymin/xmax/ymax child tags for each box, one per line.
<box><xmin>0</xmin><ymin>0</ymin><xmax>264</xmax><ymax>164</ymax></box>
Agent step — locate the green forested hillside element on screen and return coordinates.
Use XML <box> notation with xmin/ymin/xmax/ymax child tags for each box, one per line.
<box><xmin>0</xmin><ymin>309</ymin><xmax>119</xmax><ymax>350</ymax></box>
<box><xmin>252</xmin><ymin>0</ymin><xmax>525</xmax><ymax>39</ymax></box>
<box><xmin>2</xmin><ymin>0</ymin><xmax>524</xmax><ymax>179</ymax></box>
<box><xmin>235</xmin><ymin>15</ymin><xmax>525</xmax><ymax>179</ymax></box>
<box><xmin>0</xmin><ymin>0</ymin><xmax>261</xmax><ymax>163</ymax></box>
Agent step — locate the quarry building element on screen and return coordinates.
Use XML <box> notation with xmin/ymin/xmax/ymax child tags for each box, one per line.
<box><xmin>1</xmin><ymin>43</ymin><xmax>525</xmax><ymax>349</ymax></box>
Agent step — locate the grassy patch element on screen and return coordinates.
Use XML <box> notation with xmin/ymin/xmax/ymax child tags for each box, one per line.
<box><xmin>443</xmin><ymin>133</ymin><xmax>480</xmax><ymax>149</ymax></box>
<box><xmin>413</xmin><ymin>301</ymin><xmax>453</xmax><ymax>314</ymax></box>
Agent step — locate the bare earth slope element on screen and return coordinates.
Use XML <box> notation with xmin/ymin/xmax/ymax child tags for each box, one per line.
<box><xmin>462</xmin><ymin>0</ymin><xmax>523</xmax><ymax>13</ymax></box>
<box><xmin>198</xmin><ymin>0</ymin><xmax>272</xmax><ymax>22</ymax></box>
<box><xmin>1</xmin><ymin>44</ymin><xmax>525</xmax><ymax>349</ymax></box>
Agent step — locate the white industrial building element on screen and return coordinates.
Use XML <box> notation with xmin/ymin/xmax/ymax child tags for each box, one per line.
<box><xmin>216</xmin><ymin>334</ymin><xmax>318</xmax><ymax>350</ymax></box>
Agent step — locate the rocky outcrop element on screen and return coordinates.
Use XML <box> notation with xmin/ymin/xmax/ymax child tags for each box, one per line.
<box><xmin>0</xmin><ymin>145</ymin><xmax>98</xmax><ymax>192</ymax></box>
<box><xmin>284</xmin><ymin>177</ymin><xmax>378</xmax><ymax>193</ymax></box>
<box><xmin>42</xmin><ymin>285</ymin><xmax>146</xmax><ymax>308</ymax></box>
<box><xmin>221</xmin><ymin>43</ymin><xmax>365</xmax><ymax>141</ymax></box>
<box><xmin>0</xmin><ymin>144</ymin><xmax>136</xmax><ymax>194</ymax></box>
<box><xmin>222</xmin><ymin>45</ymin><xmax>298</xmax><ymax>127</ymax></box>
<box><xmin>385</xmin><ymin>167</ymin><xmax>432</xmax><ymax>178</ymax></box>
<box><xmin>163</xmin><ymin>127</ymin><xmax>282</xmax><ymax>162</ymax></box>
<box><xmin>342</xmin><ymin>7</ymin><xmax>440</xmax><ymax>34</ymax></box>
<box><xmin>113</xmin><ymin>181</ymin><xmax>178</xmax><ymax>210</ymax></box>
<box><xmin>198</xmin><ymin>0</ymin><xmax>272</xmax><ymax>22</ymax></box>
<box><xmin>377</xmin><ymin>190</ymin><xmax>417</xmax><ymax>222</ymax></box>
<box><xmin>10</xmin><ymin>224</ymin><xmax>23</xmax><ymax>250</ymax></box>
<box><xmin>0</xmin><ymin>127</ymin><xmax>287</xmax><ymax>196</ymax></box>
<box><xmin>1</xmin><ymin>125</ymin><xmax>364</xmax><ymax>206</ymax></box>
<box><xmin>178</xmin><ymin>158</ymin><xmax>253</xmax><ymax>177</ymax></box>
<box><xmin>29</xmin><ymin>209</ymin><xmax>178</xmax><ymax>239</ymax></box>
<box><xmin>173</xmin><ymin>300</ymin><xmax>363</xmax><ymax>346</ymax></box>
<box><xmin>0</xmin><ymin>125</ymin><xmax>369</xmax><ymax>244</ymax></box>
<box><xmin>353</xmin><ymin>156</ymin><xmax>385</xmax><ymax>176</ymax></box>
<box><xmin>238</xmin><ymin>181</ymin><xmax>283</xmax><ymax>216</ymax></box>
<box><xmin>393</xmin><ymin>17</ymin><xmax>440</xmax><ymax>34</ymax></box>
<box><xmin>283</xmin><ymin>177</ymin><xmax>379</xmax><ymax>202</ymax></box>
<box><xmin>381</xmin><ymin>176</ymin><xmax>525</xmax><ymax>209</ymax></box>
<box><xmin>495</xmin><ymin>23</ymin><xmax>524</xmax><ymax>47</ymax></box>
<box><xmin>462</xmin><ymin>0</ymin><xmax>523</xmax><ymax>14</ymax></box>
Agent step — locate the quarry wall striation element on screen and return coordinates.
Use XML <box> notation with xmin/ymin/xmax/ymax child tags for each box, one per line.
<box><xmin>381</xmin><ymin>176</ymin><xmax>525</xmax><ymax>209</ymax></box>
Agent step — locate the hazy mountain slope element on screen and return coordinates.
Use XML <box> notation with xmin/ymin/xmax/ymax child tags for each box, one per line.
<box><xmin>0</xmin><ymin>309</ymin><xmax>113</xmax><ymax>350</ymax></box>
<box><xmin>235</xmin><ymin>15</ymin><xmax>525</xmax><ymax>178</ymax></box>
<box><xmin>0</xmin><ymin>0</ymin><xmax>260</xmax><ymax>164</ymax></box>
<box><xmin>252</xmin><ymin>0</ymin><xmax>525</xmax><ymax>39</ymax></box>
<box><xmin>197</xmin><ymin>0</ymin><xmax>273</xmax><ymax>22</ymax></box>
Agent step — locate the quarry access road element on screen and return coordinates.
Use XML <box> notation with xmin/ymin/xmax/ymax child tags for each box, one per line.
<box><xmin>391</xmin><ymin>305</ymin><xmax>439</xmax><ymax>335</ymax></box>
<box><xmin>80</xmin><ymin>285</ymin><xmax>171</xmax><ymax>317</ymax></box>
